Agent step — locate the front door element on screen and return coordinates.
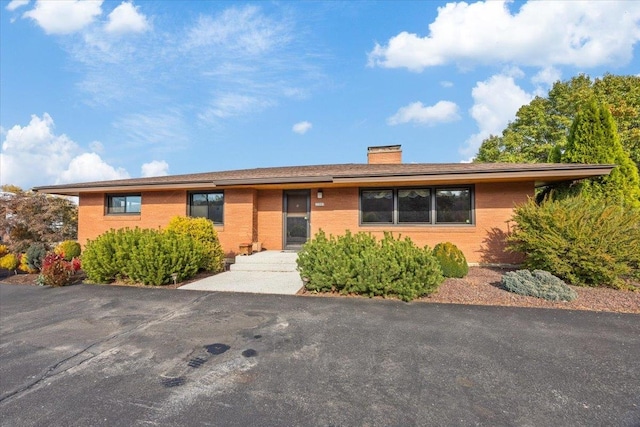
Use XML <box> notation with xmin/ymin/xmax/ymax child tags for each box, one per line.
<box><xmin>284</xmin><ymin>190</ymin><xmax>310</xmax><ymax>250</ymax></box>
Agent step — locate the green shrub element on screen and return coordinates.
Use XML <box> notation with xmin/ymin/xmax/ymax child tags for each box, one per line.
<box><xmin>297</xmin><ymin>230</ymin><xmax>444</xmax><ymax>301</ymax></box>
<box><xmin>82</xmin><ymin>227</ymin><xmax>205</xmax><ymax>285</ymax></box>
<box><xmin>125</xmin><ymin>229</ymin><xmax>204</xmax><ymax>286</ymax></box>
<box><xmin>433</xmin><ymin>242</ymin><xmax>469</xmax><ymax>278</ymax></box>
<box><xmin>0</xmin><ymin>253</ymin><xmax>19</xmax><ymax>272</ymax></box>
<box><xmin>166</xmin><ymin>216</ymin><xmax>225</xmax><ymax>273</ymax></box>
<box><xmin>503</xmin><ymin>270</ymin><xmax>578</xmax><ymax>302</ymax></box>
<box><xmin>54</xmin><ymin>240</ymin><xmax>81</xmax><ymax>261</ymax></box>
<box><xmin>508</xmin><ymin>196</ymin><xmax>640</xmax><ymax>287</ymax></box>
<box><xmin>81</xmin><ymin>229</ymin><xmax>134</xmax><ymax>283</ymax></box>
<box><xmin>19</xmin><ymin>253</ymin><xmax>37</xmax><ymax>273</ymax></box>
<box><xmin>25</xmin><ymin>243</ymin><xmax>47</xmax><ymax>272</ymax></box>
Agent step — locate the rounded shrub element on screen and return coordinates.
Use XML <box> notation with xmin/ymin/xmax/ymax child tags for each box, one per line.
<box><xmin>25</xmin><ymin>243</ymin><xmax>47</xmax><ymax>272</ymax></box>
<box><xmin>502</xmin><ymin>270</ymin><xmax>578</xmax><ymax>302</ymax></box>
<box><xmin>433</xmin><ymin>242</ymin><xmax>469</xmax><ymax>278</ymax></box>
<box><xmin>19</xmin><ymin>253</ymin><xmax>37</xmax><ymax>273</ymax></box>
<box><xmin>54</xmin><ymin>240</ymin><xmax>81</xmax><ymax>261</ymax></box>
<box><xmin>40</xmin><ymin>252</ymin><xmax>73</xmax><ymax>287</ymax></box>
<box><xmin>0</xmin><ymin>253</ymin><xmax>19</xmax><ymax>271</ymax></box>
<box><xmin>508</xmin><ymin>196</ymin><xmax>640</xmax><ymax>287</ymax></box>
<box><xmin>297</xmin><ymin>230</ymin><xmax>444</xmax><ymax>301</ymax></box>
<box><xmin>166</xmin><ymin>216</ymin><xmax>225</xmax><ymax>273</ymax></box>
<box><xmin>0</xmin><ymin>244</ymin><xmax>9</xmax><ymax>257</ymax></box>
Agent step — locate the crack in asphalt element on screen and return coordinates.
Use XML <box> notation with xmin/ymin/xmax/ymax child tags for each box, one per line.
<box><xmin>0</xmin><ymin>293</ymin><xmax>212</xmax><ymax>405</ymax></box>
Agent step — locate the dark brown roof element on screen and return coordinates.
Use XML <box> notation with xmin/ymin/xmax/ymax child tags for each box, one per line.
<box><xmin>33</xmin><ymin>162</ymin><xmax>615</xmax><ymax>195</ymax></box>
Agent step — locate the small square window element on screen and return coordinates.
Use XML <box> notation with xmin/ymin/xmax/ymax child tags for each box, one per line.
<box><xmin>106</xmin><ymin>194</ymin><xmax>141</xmax><ymax>214</ymax></box>
<box><xmin>189</xmin><ymin>192</ymin><xmax>224</xmax><ymax>224</ymax></box>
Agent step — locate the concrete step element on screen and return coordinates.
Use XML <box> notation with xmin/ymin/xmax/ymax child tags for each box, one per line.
<box><xmin>230</xmin><ymin>263</ymin><xmax>298</xmax><ymax>272</ymax></box>
<box><xmin>230</xmin><ymin>251</ymin><xmax>299</xmax><ymax>272</ymax></box>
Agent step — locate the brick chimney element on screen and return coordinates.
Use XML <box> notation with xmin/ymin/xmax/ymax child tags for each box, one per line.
<box><xmin>367</xmin><ymin>145</ymin><xmax>402</xmax><ymax>164</ymax></box>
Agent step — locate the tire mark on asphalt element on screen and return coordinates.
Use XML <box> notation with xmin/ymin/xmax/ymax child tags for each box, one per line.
<box><xmin>0</xmin><ymin>292</ymin><xmax>213</xmax><ymax>405</ymax></box>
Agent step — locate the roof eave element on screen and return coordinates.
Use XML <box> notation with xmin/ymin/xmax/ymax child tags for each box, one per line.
<box><xmin>33</xmin><ymin>165</ymin><xmax>615</xmax><ymax>196</ymax></box>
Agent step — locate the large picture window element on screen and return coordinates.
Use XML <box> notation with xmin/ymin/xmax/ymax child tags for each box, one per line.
<box><xmin>189</xmin><ymin>192</ymin><xmax>224</xmax><ymax>224</ymax></box>
<box><xmin>360</xmin><ymin>187</ymin><xmax>473</xmax><ymax>225</ymax></box>
<box><xmin>106</xmin><ymin>194</ymin><xmax>141</xmax><ymax>214</ymax></box>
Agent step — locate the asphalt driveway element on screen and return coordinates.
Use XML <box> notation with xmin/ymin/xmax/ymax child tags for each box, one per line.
<box><xmin>1</xmin><ymin>284</ymin><xmax>638</xmax><ymax>427</ymax></box>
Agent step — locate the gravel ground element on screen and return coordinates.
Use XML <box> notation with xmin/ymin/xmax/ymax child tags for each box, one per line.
<box><xmin>2</xmin><ymin>267</ymin><xmax>639</xmax><ymax>314</ymax></box>
<box><xmin>424</xmin><ymin>267</ymin><xmax>640</xmax><ymax>314</ymax></box>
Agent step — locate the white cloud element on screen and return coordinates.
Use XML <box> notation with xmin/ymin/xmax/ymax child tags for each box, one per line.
<box><xmin>141</xmin><ymin>160</ymin><xmax>169</xmax><ymax>177</ymax></box>
<box><xmin>461</xmin><ymin>73</ymin><xmax>533</xmax><ymax>157</ymax></box>
<box><xmin>292</xmin><ymin>121</ymin><xmax>312</xmax><ymax>135</ymax></box>
<box><xmin>113</xmin><ymin>111</ymin><xmax>189</xmax><ymax>149</ymax></box>
<box><xmin>23</xmin><ymin>0</ymin><xmax>103</xmax><ymax>35</ymax></box>
<box><xmin>185</xmin><ymin>5</ymin><xmax>289</xmax><ymax>55</ymax></box>
<box><xmin>89</xmin><ymin>140</ymin><xmax>104</xmax><ymax>153</ymax></box>
<box><xmin>531</xmin><ymin>66</ymin><xmax>562</xmax><ymax>87</ymax></box>
<box><xmin>199</xmin><ymin>94</ymin><xmax>274</xmax><ymax>121</ymax></box>
<box><xmin>58</xmin><ymin>153</ymin><xmax>129</xmax><ymax>184</ymax></box>
<box><xmin>6</xmin><ymin>0</ymin><xmax>30</xmax><ymax>12</ymax></box>
<box><xmin>105</xmin><ymin>1</ymin><xmax>149</xmax><ymax>34</ymax></box>
<box><xmin>0</xmin><ymin>113</ymin><xmax>128</xmax><ymax>188</ymax></box>
<box><xmin>387</xmin><ymin>100</ymin><xmax>460</xmax><ymax>126</ymax></box>
<box><xmin>368</xmin><ymin>1</ymin><xmax>640</xmax><ymax>71</ymax></box>
<box><xmin>440</xmin><ymin>81</ymin><xmax>453</xmax><ymax>88</ymax></box>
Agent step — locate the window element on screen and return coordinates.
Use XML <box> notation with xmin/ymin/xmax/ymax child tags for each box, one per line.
<box><xmin>398</xmin><ymin>189</ymin><xmax>430</xmax><ymax>223</ymax></box>
<box><xmin>106</xmin><ymin>194</ymin><xmax>141</xmax><ymax>214</ymax></box>
<box><xmin>360</xmin><ymin>187</ymin><xmax>473</xmax><ymax>225</ymax></box>
<box><xmin>361</xmin><ymin>190</ymin><xmax>393</xmax><ymax>223</ymax></box>
<box><xmin>189</xmin><ymin>192</ymin><xmax>224</xmax><ymax>224</ymax></box>
<box><xmin>436</xmin><ymin>189</ymin><xmax>471</xmax><ymax>224</ymax></box>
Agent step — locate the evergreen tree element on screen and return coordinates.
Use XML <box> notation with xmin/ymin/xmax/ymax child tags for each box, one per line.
<box><xmin>558</xmin><ymin>100</ymin><xmax>640</xmax><ymax>208</ymax></box>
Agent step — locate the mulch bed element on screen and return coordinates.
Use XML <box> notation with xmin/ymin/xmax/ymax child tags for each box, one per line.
<box><xmin>2</xmin><ymin>268</ymin><xmax>638</xmax><ymax>314</ymax></box>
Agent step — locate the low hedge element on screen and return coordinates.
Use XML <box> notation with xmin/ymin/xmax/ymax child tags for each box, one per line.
<box><xmin>297</xmin><ymin>230</ymin><xmax>444</xmax><ymax>302</ymax></box>
<box><xmin>82</xmin><ymin>228</ymin><xmax>205</xmax><ymax>285</ymax></box>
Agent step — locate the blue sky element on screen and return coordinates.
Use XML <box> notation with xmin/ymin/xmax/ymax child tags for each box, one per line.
<box><xmin>1</xmin><ymin>0</ymin><xmax>639</xmax><ymax>189</ymax></box>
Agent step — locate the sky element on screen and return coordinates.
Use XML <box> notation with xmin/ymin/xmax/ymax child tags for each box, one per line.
<box><xmin>1</xmin><ymin>0</ymin><xmax>639</xmax><ymax>190</ymax></box>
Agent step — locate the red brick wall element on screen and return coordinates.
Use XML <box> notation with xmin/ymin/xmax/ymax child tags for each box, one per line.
<box><xmin>78</xmin><ymin>191</ymin><xmax>186</xmax><ymax>245</ymax></box>
<box><xmin>78</xmin><ymin>181</ymin><xmax>533</xmax><ymax>264</ymax></box>
<box><xmin>367</xmin><ymin>151</ymin><xmax>402</xmax><ymax>164</ymax></box>
<box><xmin>309</xmin><ymin>182</ymin><xmax>533</xmax><ymax>264</ymax></box>
<box><xmin>217</xmin><ymin>189</ymin><xmax>257</xmax><ymax>255</ymax></box>
<box><xmin>257</xmin><ymin>190</ymin><xmax>283</xmax><ymax>251</ymax></box>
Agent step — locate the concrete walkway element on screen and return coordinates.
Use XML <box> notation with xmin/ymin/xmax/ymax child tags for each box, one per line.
<box><xmin>179</xmin><ymin>251</ymin><xmax>303</xmax><ymax>295</ymax></box>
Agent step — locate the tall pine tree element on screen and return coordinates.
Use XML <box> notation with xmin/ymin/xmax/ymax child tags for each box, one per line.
<box><xmin>559</xmin><ymin>99</ymin><xmax>640</xmax><ymax>208</ymax></box>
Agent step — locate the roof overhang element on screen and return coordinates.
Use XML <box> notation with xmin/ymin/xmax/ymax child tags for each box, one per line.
<box><xmin>333</xmin><ymin>166</ymin><xmax>615</xmax><ymax>187</ymax></box>
<box><xmin>32</xmin><ymin>164</ymin><xmax>615</xmax><ymax>196</ymax></box>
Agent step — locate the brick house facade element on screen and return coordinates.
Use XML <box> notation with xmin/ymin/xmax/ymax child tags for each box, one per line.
<box><xmin>34</xmin><ymin>146</ymin><xmax>613</xmax><ymax>265</ymax></box>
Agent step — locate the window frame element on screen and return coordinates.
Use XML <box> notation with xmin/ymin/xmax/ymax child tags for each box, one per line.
<box><xmin>105</xmin><ymin>194</ymin><xmax>142</xmax><ymax>215</ymax></box>
<box><xmin>188</xmin><ymin>191</ymin><xmax>224</xmax><ymax>225</ymax></box>
<box><xmin>359</xmin><ymin>186</ymin><xmax>474</xmax><ymax>226</ymax></box>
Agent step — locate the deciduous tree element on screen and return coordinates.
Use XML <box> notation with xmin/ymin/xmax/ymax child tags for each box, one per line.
<box><xmin>0</xmin><ymin>185</ymin><xmax>78</xmax><ymax>253</ymax></box>
<box><xmin>475</xmin><ymin>74</ymin><xmax>640</xmax><ymax>167</ymax></box>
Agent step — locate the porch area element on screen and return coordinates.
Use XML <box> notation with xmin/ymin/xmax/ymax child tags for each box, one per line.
<box><xmin>178</xmin><ymin>251</ymin><xmax>303</xmax><ymax>295</ymax></box>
